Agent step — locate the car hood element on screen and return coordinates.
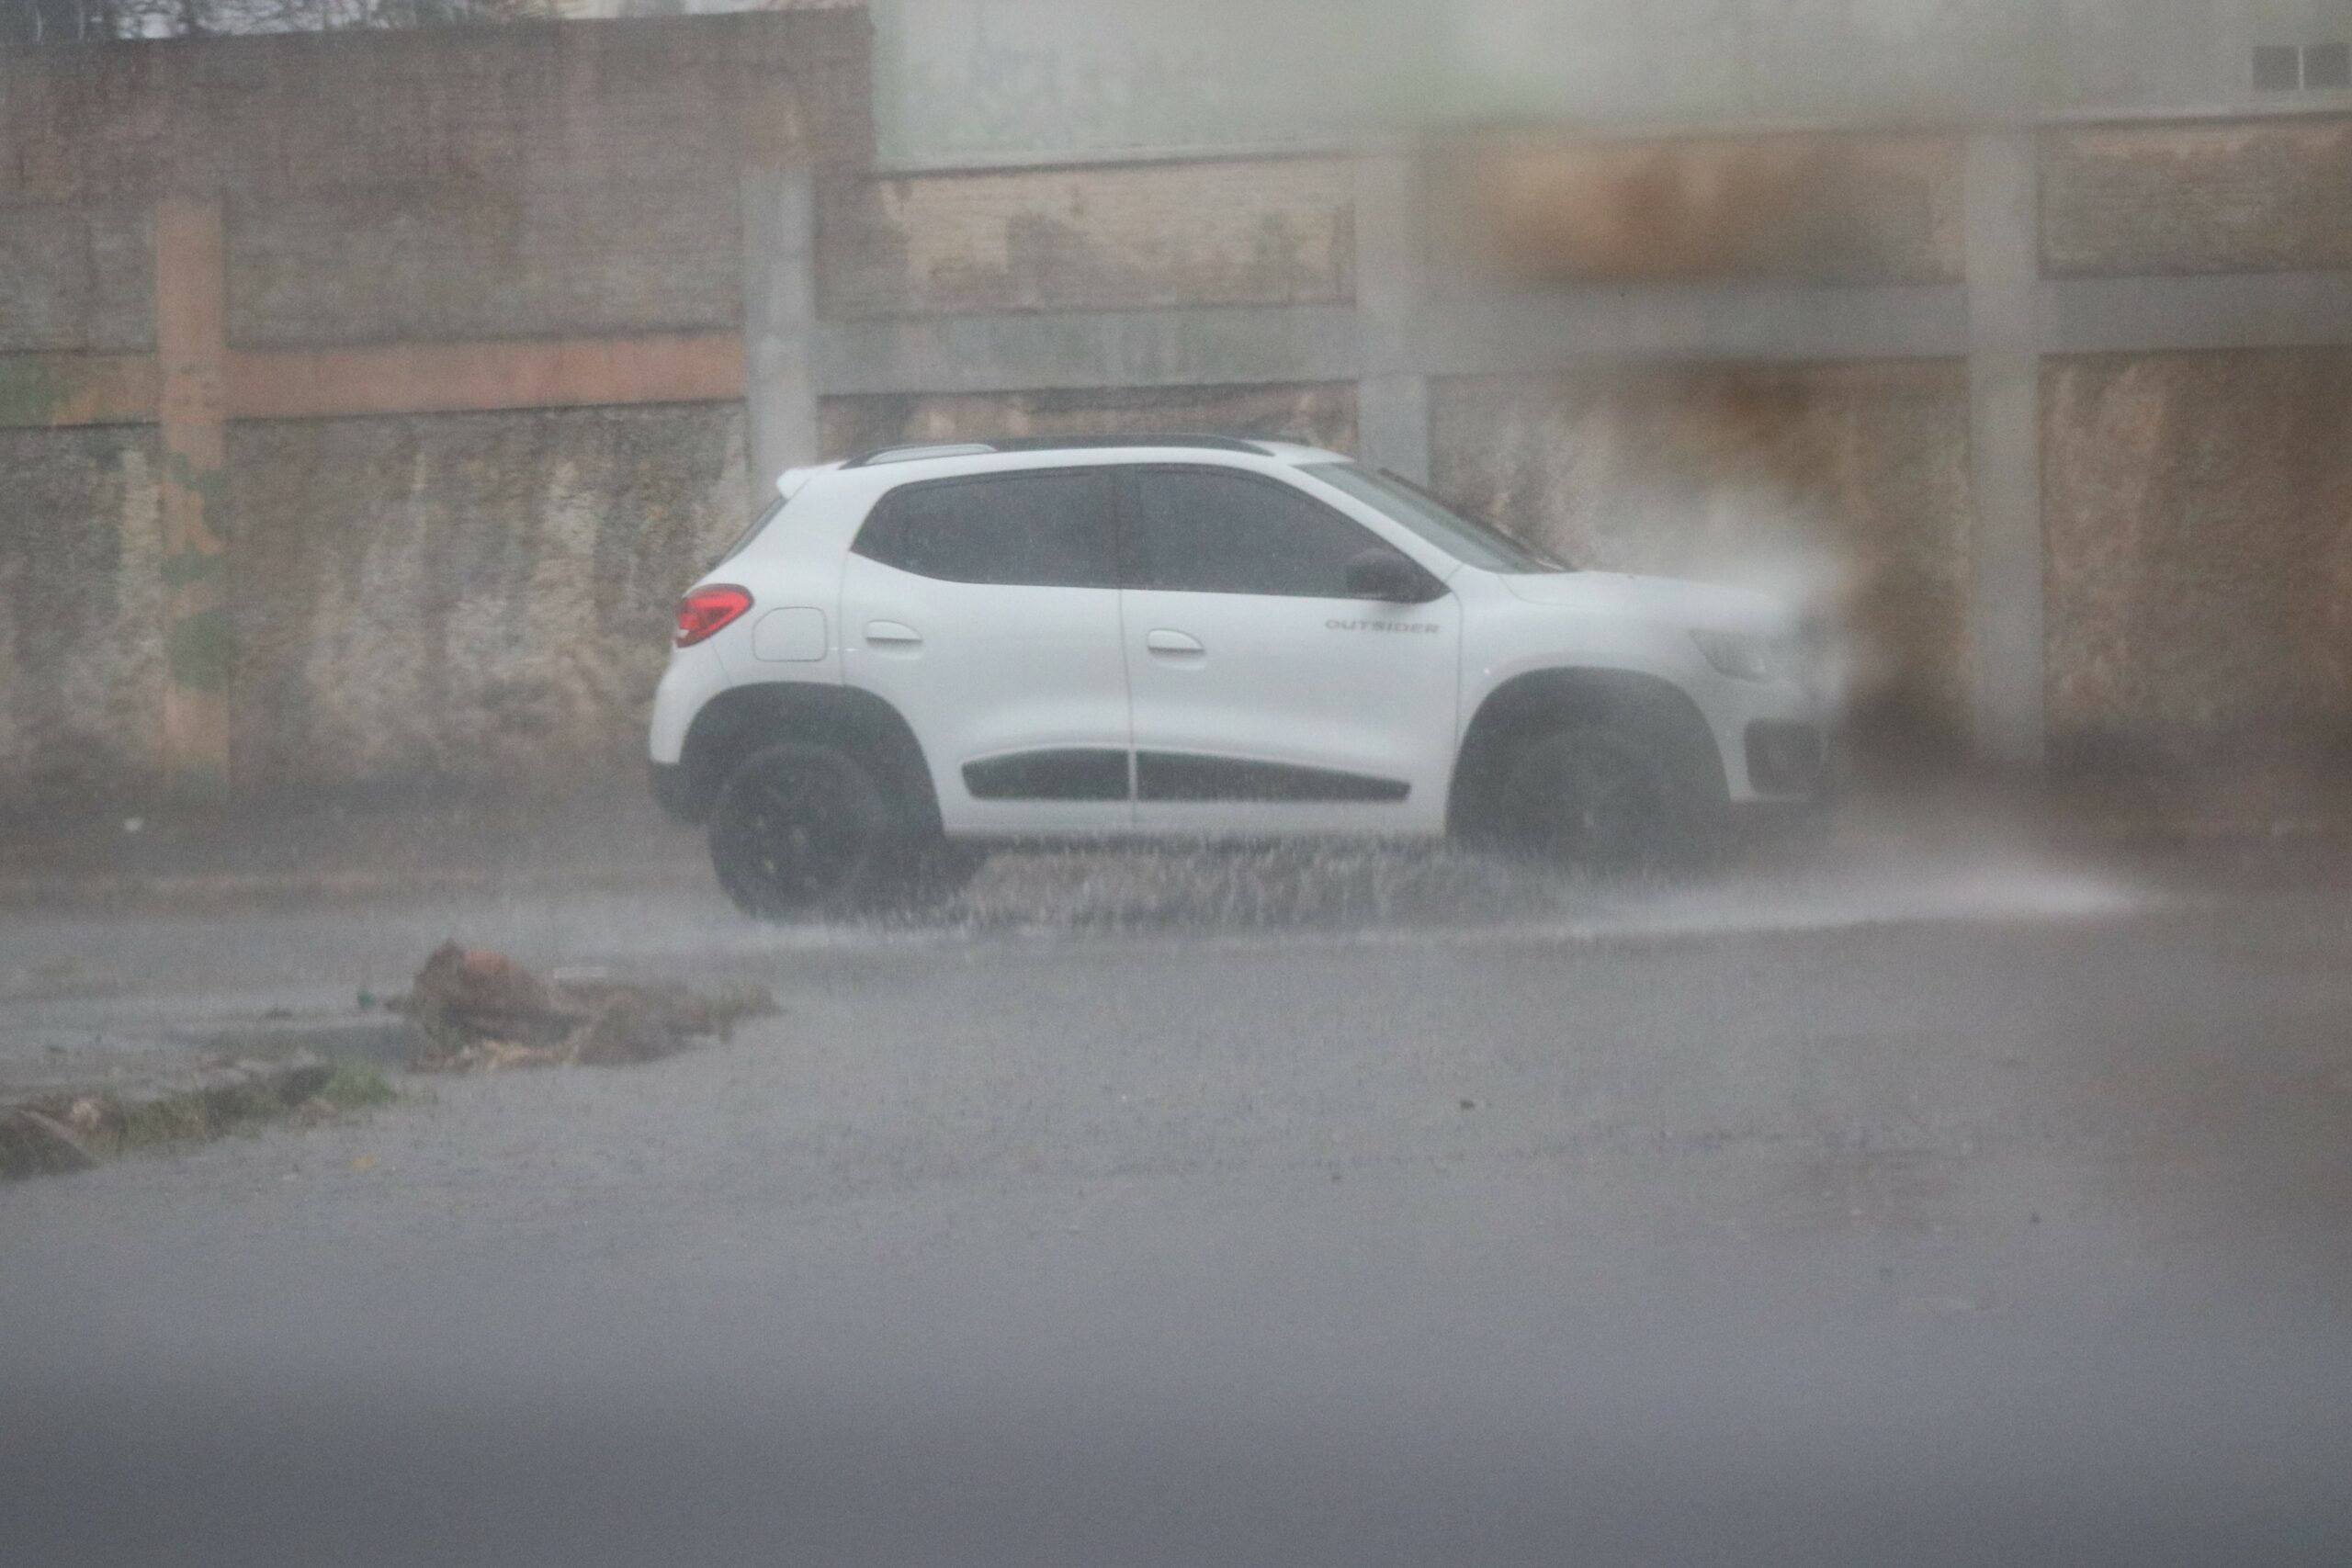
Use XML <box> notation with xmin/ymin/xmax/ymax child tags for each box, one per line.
<box><xmin>1498</xmin><ymin>570</ymin><xmax>1792</xmax><ymax>633</ymax></box>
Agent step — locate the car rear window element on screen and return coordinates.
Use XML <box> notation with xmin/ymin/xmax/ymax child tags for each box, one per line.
<box><xmin>852</xmin><ymin>470</ymin><xmax>1118</xmax><ymax>589</ymax></box>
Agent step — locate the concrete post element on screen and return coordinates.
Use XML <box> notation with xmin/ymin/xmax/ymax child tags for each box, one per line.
<box><xmin>1352</xmin><ymin>154</ymin><xmax>1432</xmax><ymax>482</ymax></box>
<box><xmin>1963</xmin><ymin>133</ymin><xmax>2045</xmax><ymax>767</ymax></box>
<box><xmin>153</xmin><ymin>193</ymin><xmax>232</xmax><ymax>797</ymax></box>
<box><xmin>740</xmin><ymin>166</ymin><xmax>820</xmax><ymax>501</ymax></box>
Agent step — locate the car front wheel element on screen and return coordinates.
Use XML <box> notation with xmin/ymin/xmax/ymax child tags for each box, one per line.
<box><xmin>1489</xmin><ymin>722</ymin><xmax>1702</xmax><ymax>871</ymax></box>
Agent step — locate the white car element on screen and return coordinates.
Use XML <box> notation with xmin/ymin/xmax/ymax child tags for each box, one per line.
<box><xmin>650</xmin><ymin>436</ymin><xmax>1826</xmax><ymax>917</ymax></box>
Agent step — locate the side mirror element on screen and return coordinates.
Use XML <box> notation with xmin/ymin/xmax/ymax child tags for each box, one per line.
<box><xmin>1345</xmin><ymin>549</ymin><xmax>1430</xmax><ymax>603</ymax></box>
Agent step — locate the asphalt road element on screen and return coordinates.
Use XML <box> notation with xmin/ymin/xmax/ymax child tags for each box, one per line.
<box><xmin>5</xmin><ymin>840</ymin><xmax>2351</xmax><ymax>1567</ymax></box>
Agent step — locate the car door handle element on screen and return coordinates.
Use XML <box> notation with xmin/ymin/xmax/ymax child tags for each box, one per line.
<box><xmin>1145</xmin><ymin>629</ymin><xmax>1204</xmax><ymax>656</ymax></box>
<box><xmin>864</xmin><ymin>620</ymin><xmax>922</xmax><ymax>648</ymax></box>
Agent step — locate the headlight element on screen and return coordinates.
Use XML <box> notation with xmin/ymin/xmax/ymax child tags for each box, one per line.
<box><xmin>1690</xmin><ymin>628</ymin><xmax>1794</xmax><ymax>683</ymax></box>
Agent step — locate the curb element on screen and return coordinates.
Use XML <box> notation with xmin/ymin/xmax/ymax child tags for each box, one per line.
<box><xmin>0</xmin><ymin>1052</ymin><xmax>389</xmax><ymax>1182</ymax></box>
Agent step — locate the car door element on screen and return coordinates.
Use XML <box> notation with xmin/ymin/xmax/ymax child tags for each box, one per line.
<box><xmin>839</xmin><ymin>467</ymin><xmax>1133</xmax><ymax>835</ymax></box>
<box><xmin>1117</xmin><ymin>464</ymin><xmax>1462</xmax><ymax>837</ymax></box>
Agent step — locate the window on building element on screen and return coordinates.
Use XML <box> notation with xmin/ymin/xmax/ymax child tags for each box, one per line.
<box><xmin>2305</xmin><ymin>43</ymin><xmax>2351</xmax><ymax>90</ymax></box>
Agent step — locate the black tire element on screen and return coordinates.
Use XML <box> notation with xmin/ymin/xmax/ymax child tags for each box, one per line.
<box><xmin>1488</xmin><ymin>722</ymin><xmax>1707</xmax><ymax>871</ymax></box>
<box><xmin>708</xmin><ymin>743</ymin><xmax>978</xmax><ymax>919</ymax></box>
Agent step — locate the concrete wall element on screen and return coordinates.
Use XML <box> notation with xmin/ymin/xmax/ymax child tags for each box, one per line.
<box><xmin>9</xmin><ymin>15</ymin><xmax>2352</xmax><ymax>803</ymax></box>
<box><xmin>1429</xmin><ymin>132</ymin><xmax>1962</xmax><ymax>288</ymax></box>
<box><xmin>227</xmin><ymin>182</ymin><xmax>745</xmax><ymax>349</ymax></box>
<box><xmin>818</xmin><ymin>382</ymin><xmax>1355</xmax><ymax>459</ymax></box>
<box><xmin>2045</xmin><ymin>351</ymin><xmax>2352</xmax><ymax>762</ymax></box>
<box><xmin>0</xmin><ymin>205</ymin><xmax>153</xmax><ymax>354</ymax></box>
<box><xmin>867</xmin><ymin>0</ymin><xmax>1393</xmax><ymax>163</ymax></box>
<box><xmin>0</xmin><ymin>426</ymin><xmax>163</xmax><ymax>801</ymax></box>
<box><xmin>229</xmin><ymin>405</ymin><xmax>746</xmax><ymax>790</ymax></box>
<box><xmin>866</xmin><ymin>0</ymin><xmax>2352</xmax><ymax>164</ymax></box>
<box><xmin>2043</xmin><ymin>118</ymin><xmax>2352</xmax><ymax>277</ymax></box>
<box><xmin>816</xmin><ymin>159</ymin><xmax>1355</xmax><ymax>317</ymax></box>
<box><xmin>0</xmin><ymin>13</ymin><xmax>863</xmax><ymax>804</ymax></box>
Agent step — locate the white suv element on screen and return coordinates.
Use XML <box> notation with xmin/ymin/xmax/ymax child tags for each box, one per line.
<box><xmin>650</xmin><ymin>436</ymin><xmax>1826</xmax><ymax>917</ymax></box>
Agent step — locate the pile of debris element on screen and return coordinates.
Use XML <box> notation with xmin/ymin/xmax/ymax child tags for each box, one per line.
<box><xmin>0</xmin><ymin>1107</ymin><xmax>100</xmax><ymax>1178</ymax></box>
<box><xmin>390</xmin><ymin>942</ymin><xmax>776</xmax><ymax>1073</ymax></box>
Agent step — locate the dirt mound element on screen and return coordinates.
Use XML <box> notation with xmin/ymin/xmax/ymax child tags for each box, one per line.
<box><xmin>393</xmin><ymin>942</ymin><xmax>776</xmax><ymax>1072</ymax></box>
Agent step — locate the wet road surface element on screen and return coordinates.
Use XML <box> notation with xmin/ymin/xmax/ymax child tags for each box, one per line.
<box><xmin>5</xmin><ymin>841</ymin><xmax>2351</xmax><ymax>1566</ymax></box>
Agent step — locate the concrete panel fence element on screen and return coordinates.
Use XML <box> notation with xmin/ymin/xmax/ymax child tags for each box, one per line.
<box><xmin>6</xmin><ymin>14</ymin><xmax>2351</xmax><ymax>803</ymax></box>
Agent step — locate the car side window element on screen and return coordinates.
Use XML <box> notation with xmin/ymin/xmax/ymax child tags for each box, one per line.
<box><xmin>853</xmin><ymin>470</ymin><xmax>1116</xmax><ymax>589</ymax></box>
<box><xmin>1123</xmin><ymin>468</ymin><xmax>1388</xmax><ymax>598</ymax></box>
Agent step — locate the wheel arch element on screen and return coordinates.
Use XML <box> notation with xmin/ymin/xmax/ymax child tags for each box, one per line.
<box><xmin>1449</xmin><ymin>667</ymin><xmax>1728</xmax><ymax>838</ymax></box>
<box><xmin>666</xmin><ymin>682</ymin><xmax>942</xmax><ymax>834</ymax></box>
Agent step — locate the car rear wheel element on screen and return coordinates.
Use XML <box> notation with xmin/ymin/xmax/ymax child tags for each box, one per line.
<box><xmin>1490</xmin><ymin>723</ymin><xmax>1701</xmax><ymax>871</ymax></box>
<box><xmin>708</xmin><ymin>743</ymin><xmax>977</xmax><ymax>919</ymax></box>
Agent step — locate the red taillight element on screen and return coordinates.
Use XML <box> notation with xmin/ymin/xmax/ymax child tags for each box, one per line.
<box><xmin>675</xmin><ymin>584</ymin><xmax>752</xmax><ymax>648</ymax></box>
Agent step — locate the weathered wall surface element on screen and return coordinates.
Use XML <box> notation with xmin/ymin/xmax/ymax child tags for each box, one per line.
<box><xmin>227</xmin><ymin>182</ymin><xmax>743</xmax><ymax>349</ymax></box>
<box><xmin>229</xmin><ymin>404</ymin><xmax>747</xmax><ymax>791</ymax></box>
<box><xmin>2043</xmin><ymin>118</ymin><xmax>2352</xmax><ymax>277</ymax></box>
<box><xmin>818</xmin><ymin>382</ymin><xmax>1355</xmax><ymax>459</ymax></box>
<box><xmin>0</xmin><ymin>205</ymin><xmax>153</xmax><ymax>354</ymax></box>
<box><xmin>2044</xmin><ymin>351</ymin><xmax>2352</xmax><ymax>761</ymax></box>
<box><xmin>1431</xmin><ymin>364</ymin><xmax>1974</xmax><ymax>734</ymax></box>
<box><xmin>0</xmin><ymin>16</ymin><xmax>872</xmax><ymax>203</ymax></box>
<box><xmin>0</xmin><ymin>15</ymin><xmax>864</xmax><ymax>804</ymax></box>
<box><xmin>867</xmin><ymin>0</ymin><xmax>2331</xmax><ymax>164</ymax></box>
<box><xmin>1430</xmin><ymin>132</ymin><xmax>1964</xmax><ymax>288</ymax></box>
<box><xmin>2038</xmin><ymin>116</ymin><xmax>2352</xmax><ymax>759</ymax></box>
<box><xmin>6</xmin><ymin>13</ymin><xmax>2352</xmax><ymax>802</ymax></box>
<box><xmin>816</xmin><ymin>159</ymin><xmax>1355</xmax><ymax>318</ymax></box>
<box><xmin>868</xmin><ymin>0</ymin><xmax>1385</xmax><ymax>163</ymax></box>
<box><xmin>0</xmin><ymin>426</ymin><xmax>164</xmax><ymax>801</ymax></box>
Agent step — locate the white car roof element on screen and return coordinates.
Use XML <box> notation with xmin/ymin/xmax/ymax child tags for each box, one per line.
<box><xmin>782</xmin><ymin>436</ymin><xmax>1350</xmax><ymax>495</ymax></box>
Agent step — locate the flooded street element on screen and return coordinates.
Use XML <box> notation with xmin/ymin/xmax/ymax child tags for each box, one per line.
<box><xmin>11</xmin><ymin>2</ymin><xmax>2352</xmax><ymax>1562</ymax></box>
<box><xmin>6</xmin><ymin>840</ymin><xmax>2350</xmax><ymax>1565</ymax></box>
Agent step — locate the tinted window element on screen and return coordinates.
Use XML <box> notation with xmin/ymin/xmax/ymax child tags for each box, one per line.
<box><xmin>1124</xmin><ymin>468</ymin><xmax>1383</xmax><ymax>597</ymax></box>
<box><xmin>854</xmin><ymin>470</ymin><xmax>1115</xmax><ymax>588</ymax></box>
<box><xmin>1305</xmin><ymin>463</ymin><xmax>1566</xmax><ymax>574</ymax></box>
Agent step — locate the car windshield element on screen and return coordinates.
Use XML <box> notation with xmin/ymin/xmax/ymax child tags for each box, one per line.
<box><xmin>1304</xmin><ymin>462</ymin><xmax>1571</xmax><ymax>574</ymax></box>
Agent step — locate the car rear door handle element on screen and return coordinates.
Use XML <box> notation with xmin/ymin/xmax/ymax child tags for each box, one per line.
<box><xmin>1145</xmin><ymin>629</ymin><xmax>1204</xmax><ymax>656</ymax></box>
<box><xmin>864</xmin><ymin>620</ymin><xmax>922</xmax><ymax>648</ymax></box>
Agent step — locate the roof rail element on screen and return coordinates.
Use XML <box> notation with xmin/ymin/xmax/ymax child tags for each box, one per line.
<box><xmin>851</xmin><ymin>443</ymin><xmax>996</xmax><ymax>467</ymax></box>
<box><xmin>843</xmin><ymin>434</ymin><xmax>1272</xmax><ymax>468</ymax></box>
